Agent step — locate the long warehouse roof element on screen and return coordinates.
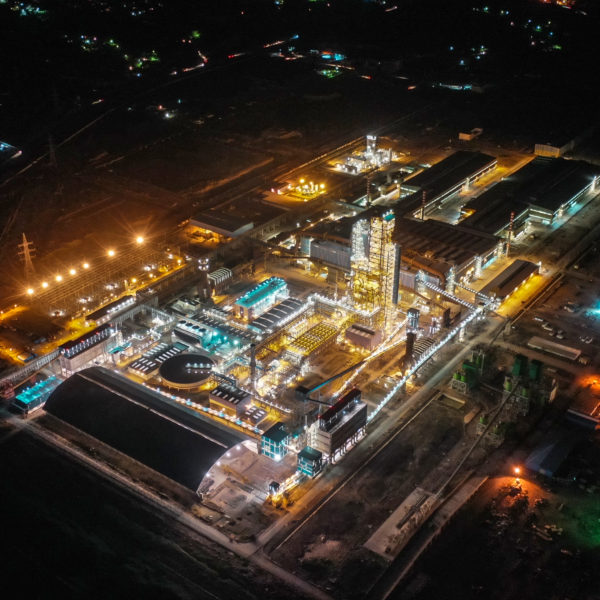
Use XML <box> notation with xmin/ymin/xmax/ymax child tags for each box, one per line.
<box><xmin>394</xmin><ymin>217</ymin><xmax>498</xmax><ymax>267</ymax></box>
<box><xmin>463</xmin><ymin>157</ymin><xmax>598</xmax><ymax>233</ymax></box>
<box><xmin>404</xmin><ymin>150</ymin><xmax>496</xmax><ymax>197</ymax></box>
<box><xmin>480</xmin><ymin>259</ymin><xmax>538</xmax><ymax>299</ymax></box>
<box><xmin>44</xmin><ymin>367</ymin><xmax>246</xmax><ymax>492</ymax></box>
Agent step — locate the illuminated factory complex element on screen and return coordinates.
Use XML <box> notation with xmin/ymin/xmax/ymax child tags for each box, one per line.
<box><xmin>4</xmin><ymin>142</ymin><xmax>598</xmax><ymax>507</ymax></box>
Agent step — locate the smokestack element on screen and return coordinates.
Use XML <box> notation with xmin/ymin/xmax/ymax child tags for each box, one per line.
<box><xmin>250</xmin><ymin>343</ymin><xmax>257</xmax><ymax>392</ymax></box>
<box><xmin>404</xmin><ymin>331</ymin><xmax>416</xmax><ymax>371</ymax></box>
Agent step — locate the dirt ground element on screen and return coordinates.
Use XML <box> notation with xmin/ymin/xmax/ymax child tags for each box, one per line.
<box><xmin>276</xmin><ymin>401</ymin><xmax>465</xmax><ymax>599</ymax></box>
<box><xmin>0</xmin><ymin>419</ymin><xmax>304</xmax><ymax>600</ymax></box>
<box><xmin>395</xmin><ymin>466</ymin><xmax>600</xmax><ymax>600</ymax></box>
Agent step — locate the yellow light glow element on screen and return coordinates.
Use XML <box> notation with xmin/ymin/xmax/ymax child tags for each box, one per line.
<box><xmin>26</xmin><ymin>288</ymin><xmax>34</xmax><ymax>295</ymax></box>
<box><xmin>299</xmin><ymin>178</ymin><xmax>305</xmax><ymax>184</ymax></box>
<box><xmin>514</xmin><ymin>466</ymin><xmax>521</xmax><ymax>475</ymax></box>
<box><xmin>41</xmin><ymin>281</ymin><xmax>49</xmax><ymax>289</ymax></box>
<box><xmin>82</xmin><ymin>262</ymin><xmax>90</xmax><ymax>269</ymax></box>
<box><xmin>131</xmin><ymin>277</ymin><xmax>137</xmax><ymax>283</ymax></box>
<box><xmin>136</xmin><ymin>236</ymin><xmax>144</xmax><ymax>244</ymax></box>
<box><xmin>107</xmin><ymin>249</ymin><xmax>116</xmax><ymax>257</ymax></box>
<box><xmin>69</xmin><ymin>268</ymin><xmax>76</xmax><ymax>275</ymax></box>
<box><xmin>55</xmin><ymin>275</ymin><xmax>63</xmax><ymax>282</ymax></box>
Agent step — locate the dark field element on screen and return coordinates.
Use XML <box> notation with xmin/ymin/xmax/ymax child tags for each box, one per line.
<box><xmin>394</xmin><ymin>475</ymin><xmax>600</xmax><ymax>600</ymax></box>
<box><xmin>0</xmin><ymin>422</ymin><xmax>301</xmax><ymax>600</ymax></box>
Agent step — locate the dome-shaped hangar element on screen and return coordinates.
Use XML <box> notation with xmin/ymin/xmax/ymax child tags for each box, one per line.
<box><xmin>44</xmin><ymin>367</ymin><xmax>249</xmax><ymax>494</ymax></box>
<box><xmin>158</xmin><ymin>353</ymin><xmax>214</xmax><ymax>389</ymax></box>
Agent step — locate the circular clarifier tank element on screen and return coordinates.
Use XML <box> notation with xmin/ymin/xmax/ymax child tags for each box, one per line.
<box><xmin>159</xmin><ymin>354</ymin><xmax>215</xmax><ymax>389</ymax></box>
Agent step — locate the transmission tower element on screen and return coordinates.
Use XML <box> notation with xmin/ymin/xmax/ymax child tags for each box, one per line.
<box><xmin>17</xmin><ymin>233</ymin><xmax>36</xmax><ymax>281</ymax></box>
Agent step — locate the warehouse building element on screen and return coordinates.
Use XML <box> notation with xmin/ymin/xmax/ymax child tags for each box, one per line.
<box><xmin>527</xmin><ymin>336</ymin><xmax>581</xmax><ymax>362</ymax></box>
<box><xmin>462</xmin><ymin>157</ymin><xmax>599</xmax><ymax>234</ymax></box>
<box><xmin>44</xmin><ymin>367</ymin><xmax>249</xmax><ymax>494</ymax></box>
<box><xmin>12</xmin><ymin>376</ymin><xmax>61</xmax><ymax>416</ymax></box>
<box><xmin>190</xmin><ymin>211</ymin><xmax>254</xmax><ymax>239</ymax></box>
<box><xmin>208</xmin><ymin>267</ymin><xmax>233</xmax><ymax>294</ymax></box>
<box><xmin>393</xmin><ymin>217</ymin><xmax>500</xmax><ymax>289</ymax></box>
<box><xmin>401</xmin><ymin>151</ymin><xmax>497</xmax><ymax>215</ymax></box>
<box><xmin>479</xmin><ymin>259</ymin><xmax>539</xmax><ymax>303</ymax></box>
<box><xmin>86</xmin><ymin>295</ymin><xmax>136</xmax><ymax>325</ymax></box>
<box><xmin>310</xmin><ymin>389</ymin><xmax>367</xmax><ymax>460</ymax></box>
<box><xmin>128</xmin><ymin>342</ymin><xmax>190</xmax><ymax>380</ymax></box>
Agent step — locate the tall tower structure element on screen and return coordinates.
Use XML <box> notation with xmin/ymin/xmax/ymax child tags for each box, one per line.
<box><xmin>196</xmin><ymin>256</ymin><xmax>211</xmax><ymax>300</ymax></box>
<box><xmin>368</xmin><ymin>211</ymin><xmax>401</xmax><ymax>317</ymax></box>
<box><xmin>350</xmin><ymin>211</ymin><xmax>400</xmax><ymax>326</ymax></box>
<box><xmin>250</xmin><ymin>343</ymin><xmax>257</xmax><ymax>392</ymax></box>
<box><xmin>18</xmin><ymin>233</ymin><xmax>36</xmax><ymax>282</ymax></box>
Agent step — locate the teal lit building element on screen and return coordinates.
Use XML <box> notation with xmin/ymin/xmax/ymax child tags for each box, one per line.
<box><xmin>12</xmin><ymin>376</ymin><xmax>61</xmax><ymax>416</ymax></box>
<box><xmin>261</xmin><ymin>422</ymin><xmax>290</xmax><ymax>461</ymax></box>
<box><xmin>235</xmin><ymin>277</ymin><xmax>288</xmax><ymax>321</ymax></box>
<box><xmin>297</xmin><ymin>446</ymin><xmax>323</xmax><ymax>478</ymax></box>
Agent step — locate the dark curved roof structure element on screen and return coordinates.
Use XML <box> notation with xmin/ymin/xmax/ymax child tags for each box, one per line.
<box><xmin>44</xmin><ymin>367</ymin><xmax>247</xmax><ymax>492</ymax></box>
<box><xmin>158</xmin><ymin>353</ymin><xmax>214</xmax><ymax>388</ymax></box>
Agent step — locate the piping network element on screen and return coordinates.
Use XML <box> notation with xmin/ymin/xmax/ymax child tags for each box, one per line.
<box><xmin>368</xmin><ymin>303</ymin><xmax>487</xmax><ymax>422</ymax></box>
<box><xmin>331</xmin><ymin>317</ymin><xmax>408</xmax><ymax>401</ymax></box>
<box><xmin>421</xmin><ymin>280</ymin><xmax>477</xmax><ymax>310</ymax></box>
<box><xmin>455</xmin><ymin>281</ymin><xmax>490</xmax><ymax>300</ymax></box>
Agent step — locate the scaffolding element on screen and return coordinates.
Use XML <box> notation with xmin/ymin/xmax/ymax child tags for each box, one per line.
<box><xmin>351</xmin><ymin>212</ymin><xmax>399</xmax><ymax>327</ymax></box>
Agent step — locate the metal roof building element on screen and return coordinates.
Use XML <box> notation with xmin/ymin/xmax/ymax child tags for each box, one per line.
<box><xmin>393</xmin><ymin>217</ymin><xmax>499</xmax><ymax>285</ymax></box>
<box><xmin>479</xmin><ymin>259</ymin><xmax>539</xmax><ymax>301</ymax></box>
<box><xmin>250</xmin><ymin>297</ymin><xmax>304</xmax><ymax>333</ymax></box>
<box><xmin>402</xmin><ymin>150</ymin><xmax>497</xmax><ymax>213</ymax></box>
<box><xmin>44</xmin><ymin>367</ymin><xmax>248</xmax><ymax>493</ymax></box>
<box><xmin>190</xmin><ymin>211</ymin><xmax>254</xmax><ymax>238</ymax></box>
<box><xmin>462</xmin><ymin>157</ymin><xmax>598</xmax><ymax>233</ymax></box>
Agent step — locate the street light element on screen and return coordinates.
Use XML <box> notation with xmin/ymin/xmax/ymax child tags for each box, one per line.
<box><xmin>69</xmin><ymin>268</ymin><xmax>76</xmax><ymax>275</ymax></box>
<box><xmin>82</xmin><ymin>262</ymin><xmax>90</xmax><ymax>269</ymax></box>
<box><xmin>55</xmin><ymin>275</ymin><xmax>63</xmax><ymax>282</ymax></box>
<box><xmin>107</xmin><ymin>249</ymin><xmax>116</xmax><ymax>257</ymax></box>
<box><xmin>136</xmin><ymin>236</ymin><xmax>144</xmax><ymax>244</ymax></box>
<box><xmin>26</xmin><ymin>288</ymin><xmax>34</xmax><ymax>295</ymax></box>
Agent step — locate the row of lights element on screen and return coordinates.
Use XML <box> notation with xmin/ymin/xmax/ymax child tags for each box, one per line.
<box><xmin>26</xmin><ymin>237</ymin><xmax>145</xmax><ymax>296</ymax></box>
